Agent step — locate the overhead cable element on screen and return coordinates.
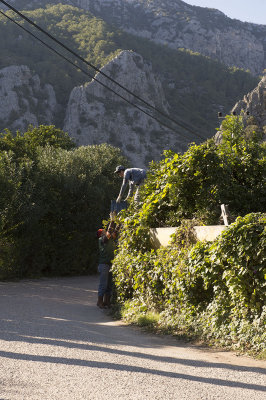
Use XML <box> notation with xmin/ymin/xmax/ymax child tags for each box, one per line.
<box><xmin>0</xmin><ymin>0</ymin><xmax>207</xmax><ymax>141</ymax></box>
<box><xmin>0</xmin><ymin>10</ymin><xmax>195</xmax><ymax>139</ymax></box>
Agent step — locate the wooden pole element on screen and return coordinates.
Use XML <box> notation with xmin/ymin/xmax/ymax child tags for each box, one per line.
<box><xmin>221</xmin><ymin>204</ymin><xmax>230</xmax><ymax>226</ymax></box>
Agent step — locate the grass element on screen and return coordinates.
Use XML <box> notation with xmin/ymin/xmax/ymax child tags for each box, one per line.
<box><xmin>111</xmin><ymin>301</ymin><xmax>266</xmax><ymax>360</ymax></box>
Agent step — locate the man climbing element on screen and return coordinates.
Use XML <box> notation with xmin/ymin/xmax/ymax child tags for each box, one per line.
<box><xmin>114</xmin><ymin>165</ymin><xmax>146</xmax><ymax>203</ymax></box>
<box><xmin>96</xmin><ymin>212</ymin><xmax>119</xmax><ymax>309</ymax></box>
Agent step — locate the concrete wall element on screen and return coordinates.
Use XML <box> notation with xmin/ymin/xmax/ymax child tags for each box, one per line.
<box><xmin>150</xmin><ymin>225</ymin><xmax>228</xmax><ymax>248</ymax></box>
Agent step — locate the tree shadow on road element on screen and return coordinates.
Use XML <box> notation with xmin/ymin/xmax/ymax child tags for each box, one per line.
<box><xmin>0</xmin><ymin>275</ymin><xmax>265</xmax><ymax>391</ymax></box>
<box><xmin>0</xmin><ymin>349</ymin><xmax>265</xmax><ymax>392</ymax></box>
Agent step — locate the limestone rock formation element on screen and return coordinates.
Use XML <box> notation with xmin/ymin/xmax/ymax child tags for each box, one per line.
<box><xmin>73</xmin><ymin>0</ymin><xmax>266</xmax><ymax>75</ymax></box>
<box><xmin>215</xmin><ymin>76</ymin><xmax>266</xmax><ymax>143</ymax></box>
<box><xmin>232</xmin><ymin>76</ymin><xmax>266</xmax><ymax>131</ymax></box>
<box><xmin>0</xmin><ymin>65</ymin><xmax>57</xmax><ymax>132</ymax></box>
<box><xmin>64</xmin><ymin>50</ymin><xmax>185</xmax><ymax>166</ymax></box>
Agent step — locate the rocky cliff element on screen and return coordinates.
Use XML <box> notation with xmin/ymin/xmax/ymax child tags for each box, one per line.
<box><xmin>1</xmin><ymin>56</ymin><xmax>263</xmax><ymax>167</ymax></box>
<box><xmin>215</xmin><ymin>76</ymin><xmax>266</xmax><ymax>144</ymax></box>
<box><xmin>232</xmin><ymin>76</ymin><xmax>266</xmax><ymax>132</ymax></box>
<box><xmin>0</xmin><ymin>53</ymin><xmax>188</xmax><ymax>166</ymax></box>
<box><xmin>0</xmin><ymin>65</ymin><xmax>57</xmax><ymax>132</ymax></box>
<box><xmin>63</xmin><ymin>51</ymin><xmax>186</xmax><ymax>166</ymax></box>
<box><xmin>73</xmin><ymin>0</ymin><xmax>266</xmax><ymax>75</ymax></box>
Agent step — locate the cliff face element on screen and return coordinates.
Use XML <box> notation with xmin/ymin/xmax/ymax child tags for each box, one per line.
<box><xmin>232</xmin><ymin>76</ymin><xmax>266</xmax><ymax>131</ymax></box>
<box><xmin>214</xmin><ymin>76</ymin><xmax>266</xmax><ymax>144</ymax></box>
<box><xmin>1</xmin><ymin>56</ymin><xmax>263</xmax><ymax>167</ymax></box>
<box><xmin>0</xmin><ymin>65</ymin><xmax>57</xmax><ymax>132</ymax></box>
<box><xmin>73</xmin><ymin>0</ymin><xmax>266</xmax><ymax>75</ymax></box>
<box><xmin>63</xmin><ymin>51</ymin><xmax>185</xmax><ymax>166</ymax></box>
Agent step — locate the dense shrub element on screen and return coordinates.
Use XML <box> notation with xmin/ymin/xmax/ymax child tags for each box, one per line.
<box><xmin>113</xmin><ymin>213</ymin><xmax>266</xmax><ymax>354</ymax></box>
<box><xmin>112</xmin><ymin>116</ymin><xmax>266</xmax><ymax>354</ymax></box>
<box><xmin>0</xmin><ymin>125</ymin><xmax>126</xmax><ymax>279</ymax></box>
<box><xmin>125</xmin><ymin>115</ymin><xmax>265</xmax><ymax>229</ymax></box>
<box><xmin>0</xmin><ymin>125</ymin><xmax>75</xmax><ymax>157</ymax></box>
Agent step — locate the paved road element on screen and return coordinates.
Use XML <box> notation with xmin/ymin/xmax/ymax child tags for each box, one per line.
<box><xmin>0</xmin><ymin>276</ymin><xmax>265</xmax><ymax>400</ymax></box>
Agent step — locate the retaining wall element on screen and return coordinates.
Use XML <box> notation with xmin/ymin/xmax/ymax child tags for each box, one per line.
<box><xmin>150</xmin><ymin>225</ymin><xmax>228</xmax><ymax>248</ymax></box>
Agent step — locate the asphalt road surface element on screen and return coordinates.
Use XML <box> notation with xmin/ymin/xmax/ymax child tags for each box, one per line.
<box><xmin>0</xmin><ymin>276</ymin><xmax>265</xmax><ymax>399</ymax></box>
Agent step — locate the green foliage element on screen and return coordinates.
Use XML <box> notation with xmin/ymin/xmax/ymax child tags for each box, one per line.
<box><xmin>119</xmin><ymin>116</ymin><xmax>265</xmax><ymax>230</ymax></box>
<box><xmin>22</xmin><ymin>124</ymin><xmax>76</xmax><ymax>149</ymax></box>
<box><xmin>113</xmin><ymin>213</ymin><xmax>266</xmax><ymax>354</ymax></box>
<box><xmin>0</xmin><ymin>125</ymin><xmax>75</xmax><ymax>159</ymax></box>
<box><xmin>0</xmin><ymin>126</ymin><xmax>126</xmax><ymax>279</ymax></box>
<box><xmin>112</xmin><ymin>118</ymin><xmax>266</xmax><ymax>354</ymax></box>
<box><xmin>121</xmin><ymin>303</ymin><xmax>161</xmax><ymax>331</ymax></box>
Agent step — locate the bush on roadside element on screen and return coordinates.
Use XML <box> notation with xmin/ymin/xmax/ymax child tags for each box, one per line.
<box><xmin>0</xmin><ymin>125</ymin><xmax>126</xmax><ymax>279</ymax></box>
<box><xmin>113</xmin><ymin>214</ymin><xmax>266</xmax><ymax>354</ymax></box>
<box><xmin>112</xmin><ymin>116</ymin><xmax>266</xmax><ymax>355</ymax></box>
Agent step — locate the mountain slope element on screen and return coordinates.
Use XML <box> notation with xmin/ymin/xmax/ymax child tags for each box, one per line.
<box><xmin>4</xmin><ymin>0</ymin><xmax>266</xmax><ymax>75</ymax></box>
<box><xmin>0</xmin><ymin>4</ymin><xmax>259</xmax><ymax>137</ymax></box>
<box><xmin>74</xmin><ymin>0</ymin><xmax>266</xmax><ymax>74</ymax></box>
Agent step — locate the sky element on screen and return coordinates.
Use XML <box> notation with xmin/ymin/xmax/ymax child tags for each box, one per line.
<box><xmin>184</xmin><ymin>0</ymin><xmax>266</xmax><ymax>25</ymax></box>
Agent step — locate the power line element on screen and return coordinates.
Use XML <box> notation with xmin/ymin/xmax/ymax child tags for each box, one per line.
<box><xmin>1</xmin><ymin>0</ymin><xmax>206</xmax><ymax>139</ymax></box>
<box><xmin>0</xmin><ymin>10</ymin><xmax>196</xmax><ymax>140</ymax></box>
<box><xmin>3</xmin><ymin>1</ymin><xmax>206</xmax><ymax>142</ymax></box>
<box><xmin>0</xmin><ymin>0</ymin><xmax>206</xmax><ymax>141</ymax></box>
